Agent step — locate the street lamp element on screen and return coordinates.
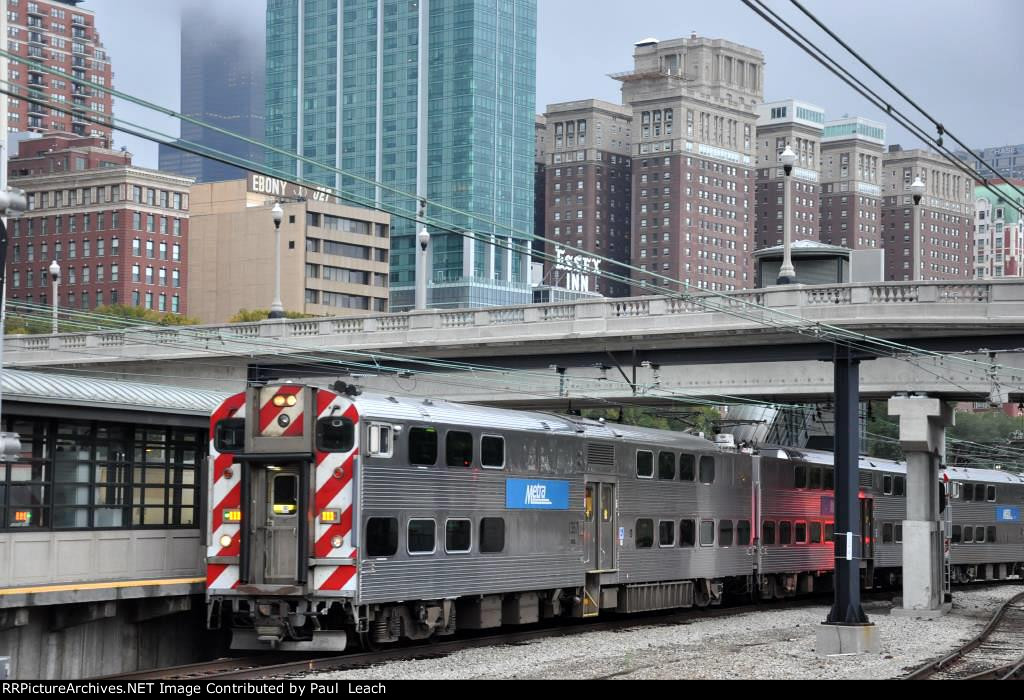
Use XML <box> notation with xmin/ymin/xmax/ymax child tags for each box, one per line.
<box><xmin>776</xmin><ymin>145</ymin><xmax>797</xmax><ymax>285</ymax></box>
<box><xmin>48</xmin><ymin>260</ymin><xmax>60</xmax><ymax>334</ymax></box>
<box><xmin>414</xmin><ymin>228</ymin><xmax>430</xmax><ymax>311</ymax></box>
<box><xmin>269</xmin><ymin>202</ymin><xmax>284</xmax><ymax>319</ymax></box>
<box><xmin>910</xmin><ymin>176</ymin><xmax>926</xmax><ymax>281</ymax></box>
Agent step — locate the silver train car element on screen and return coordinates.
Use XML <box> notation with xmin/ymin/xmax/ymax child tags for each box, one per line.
<box><xmin>205</xmin><ymin>383</ymin><xmax>1024</xmax><ymax>650</ymax></box>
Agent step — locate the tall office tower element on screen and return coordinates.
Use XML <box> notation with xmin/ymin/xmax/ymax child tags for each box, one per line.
<box><xmin>539</xmin><ymin>99</ymin><xmax>632</xmax><ymax>297</ymax></box>
<box><xmin>973</xmin><ymin>180</ymin><xmax>1024</xmax><ymax>279</ymax></box>
<box><xmin>533</xmin><ymin>115</ymin><xmax>547</xmax><ymax>260</ymax></box>
<box><xmin>158</xmin><ymin>6</ymin><xmax>265</xmax><ymax>183</ymax></box>
<box><xmin>881</xmin><ymin>146</ymin><xmax>974</xmax><ymax>281</ymax></box>
<box><xmin>265</xmin><ymin>0</ymin><xmax>537</xmax><ymax>310</ymax></box>
<box><xmin>5</xmin><ymin>0</ymin><xmax>113</xmax><ymax>142</ymax></box>
<box><xmin>819</xmin><ymin>117</ymin><xmax>885</xmax><ymax>250</ymax></box>
<box><xmin>753</xmin><ymin>99</ymin><xmax>824</xmax><ymax>250</ymax></box>
<box><xmin>613</xmin><ymin>35</ymin><xmax>764</xmax><ymax>294</ymax></box>
<box><xmin>955</xmin><ymin>144</ymin><xmax>1024</xmax><ymax>181</ymax></box>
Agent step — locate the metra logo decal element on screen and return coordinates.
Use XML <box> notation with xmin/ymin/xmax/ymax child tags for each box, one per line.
<box><xmin>997</xmin><ymin>507</ymin><xmax>1020</xmax><ymax>522</ymax></box>
<box><xmin>506</xmin><ymin>479</ymin><xmax>570</xmax><ymax>510</ymax></box>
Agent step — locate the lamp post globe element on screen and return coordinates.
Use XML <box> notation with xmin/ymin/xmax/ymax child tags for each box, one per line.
<box><xmin>49</xmin><ymin>260</ymin><xmax>61</xmax><ymax>335</ymax></box>
<box><xmin>777</xmin><ymin>145</ymin><xmax>798</xmax><ymax>285</ymax></box>
<box><xmin>269</xmin><ymin>203</ymin><xmax>285</xmax><ymax>319</ymax></box>
<box><xmin>910</xmin><ymin>176</ymin><xmax>925</xmax><ymax>205</ymax></box>
<box><xmin>780</xmin><ymin>145</ymin><xmax>796</xmax><ymax>175</ymax></box>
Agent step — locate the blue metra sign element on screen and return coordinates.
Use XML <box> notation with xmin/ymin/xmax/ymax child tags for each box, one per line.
<box><xmin>505</xmin><ymin>478</ymin><xmax>570</xmax><ymax>510</ymax></box>
<box><xmin>996</xmin><ymin>507</ymin><xmax>1020</xmax><ymax>522</ymax></box>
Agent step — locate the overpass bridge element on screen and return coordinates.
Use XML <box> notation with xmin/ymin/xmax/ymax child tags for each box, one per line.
<box><xmin>5</xmin><ymin>279</ymin><xmax>1024</xmax><ymax>407</ymax></box>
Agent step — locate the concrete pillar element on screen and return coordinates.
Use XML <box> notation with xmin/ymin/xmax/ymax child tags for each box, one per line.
<box><xmin>888</xmin><ymin>395</ymin><xmax>954</xmax><ymax>616</ymax></box>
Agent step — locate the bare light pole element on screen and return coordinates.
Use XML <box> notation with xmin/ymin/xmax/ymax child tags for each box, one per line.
<box><xmin>269</xmin><ymin>202</ymin><xmax>284</xmax><ymax>319</ymax></box>
<box><xmin>776</xmin><ymin>145</ymin><xmax>797</xmax><ymax>285</ymax></box>
<box><xmin>415</xmin><ymin>228</ymin><xmax>430</xmax><ymax>311</ymax></box>
<box><xmin>49</xmin><ymin>260</ymin><xmax>60</xmax><ymax>334</ymax></box>
<box><xmin>910</xmin><ymin>176</ymin><xmax>926</xmax><ymax>281</ymax></box>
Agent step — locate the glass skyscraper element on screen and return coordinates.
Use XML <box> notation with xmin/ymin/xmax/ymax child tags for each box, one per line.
<box><xmin>266</xmin><ymin>0</ymin><xmax>537</xmax><ymax>310</ymax></box>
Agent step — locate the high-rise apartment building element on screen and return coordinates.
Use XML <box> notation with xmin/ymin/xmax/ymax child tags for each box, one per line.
<box><xmin>533</xmin><ymin>115</ymin><xmax>547</xmax><ymax>259</ymax></box>
<box><xmin>881</xmin><ymin>146</ymin><xmax>973</xmax><ymax>281</ymax></box>
<box><xmin>819</xmin><ymin>117</ymin><xmax>885</xmax><ymax>250</ymax></box>
<box><xmin>613</xmin><ymin>35</ymin><xmax>763</xmax><ymax>294</ymax></box>
<box><xmin>4</xmin><ymin>0</ymin><xmax>112</xmax><ymax>141</ymax></box>
<box><xmin>158</xmin><ymin>6</ymin><xmax>265</xmax><ymax>183</ymax></box>
<box><xmin>753</xmin><ymin>99</ymin><xmax>824</xmax><ymax>250</ymax></box>
<box><xmin>539</xmin><ymin>99</ymin><xmax>632</xmax><ymax>296</ymax></box>
<box><xmin>955</xmin><ymin>144</ymin><xmax>1024</xmax><ymax>181</ymax></box>
<box><xmin>7</xmin><ymin>133</ymin><xmax>193</xmax><ymax>314</ymax></box>
<box><xmin>973</xmin><ymin>180</ymin><xmax>1024</xmax><ymax>279</ymax></box>
<box><xmin>265</xmin><ymin>0</ymin><xmax>537</xmax><ymax>310</ymax></box>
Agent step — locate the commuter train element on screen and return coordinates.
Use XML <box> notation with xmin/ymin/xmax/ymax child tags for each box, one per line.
<box><xmin>205</xmin><ymin>383</ymin><xmax>1024</xmax><ymax>651</ymax></box>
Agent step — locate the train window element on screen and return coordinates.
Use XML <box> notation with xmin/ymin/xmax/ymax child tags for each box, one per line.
<box><xmin>409</xmin><ymin>427</ymin><xmax>438</xmax><ymax>466</ymax></box>
<box><xmin>446</xmin><ymin>431</ymin><xmax>474</xmax><ymax>467</ymax></box>
<box><xmin>809</xmin><ymin>467</ymin><xmax>822</xmax><ymax>490</ymax></box>
<box><xmin>368</xmin><ymin>423</ymin><xmax>393</xmax><ymax>458</ymax></box>
<box><xmin>635</xmin><ymin>519</ymin><xmax>654</xmax><ymax>548</ymax></box>
<box><xmin>778</xmin><ymin>521</ymin><xmax>792</xmax><ymax>545</ymax></box>
<box><xmin>895</xmin><ymin>524</ymin><xmax>903</xmax><ymax>544</ymax></box>
<box><xmin>213</xmin><ymin>418</ymin><xmax>245</xmax><ymax>453</ymax></box>
<box><xmin>699</xmin><ymin>520</ymin><xmax>715</xmax><ymax>546</ymax></box>
<box><xmin>316</xmin><ymin>416</ymin><xmax>355</xmax><ymax>453</ymax></box>
<box><xmin>658</xmin><ymin>520</ymin><xmax>675</xmax><ymax>547</ymax></box>
<box><xmin>962</xmin><ymin>483</ymin><xmax>973</xmax><ymax>501</ymax></box>
<box><xmin>584</xmin><ymin>484</ymin><xmax>594</xmax><ymax>521</ymax></box>
<box><xmin>882</xmin><ymin>523</ymin><xmax>894</xmax><ymax>544</ymax></box>
<box><xmin>824</xmin><ymin>469</ymin><xmax>834</xmax><ymax>490</ymax></box>
<box><xmin>894</xmin><ymin>476</ymin><xmax>905</xmax><ymax>497</ymax></box>
<box><xmin>986</xmin><ymin>485</ymin><xmax>996</xmax><ymax>502</ymax></box>
<box><xmin>698</xmin><ymin>456</ymin><xmax>715</xmax><ymax>484</ymax></box>
<box><xmin>975</xmin><ymin>526</ymin><xmax>985</xmax><ymax>543</ymax></box>
<box><xmin>481</xmin><ymin>435</ymin><xmax>505</xmax><ymax>469</ymax></box>
<box><xmin>407</xmin><ymin>519</ymin><xmax>436</xmax><ymax>554</ymax></box>
<box><xmin>601</xmin><ymin>485</ymin><xmax>613</xmax><ymax>522</ymax></box>
<box><xmin>679</xmin><ymin>519</ymin><xmax>696</xmax><ymax>547</ymax></box>
<box><xmin>636</xmin><ymin>451</ymin><xmax>654</xmax><ymax>479</ymax></box>
<box><xmin>658</xmin><ymin>452</ymin><xmax>676</xmax><ymax>480</ymax></box>
<box><xmin>987</xmin><ymin>526</ymin><xmax>996</xmax><ymax>543</ymax></box>
<box><xmin>810</xmin><ymin>522</ymin><xmax>822</xmax><ymax>543</ymax></box>
<box><xmin>445</xmin><ymin>519</ymin><xmax>472</xmax><ymax>554</ymax></box>
<box><xmin>825</xmin><ymin>522</ymin><xmax>834</xmax><ymax>541</ymax></box>
<box><xmin>762</xmin><ymin>521</ymin><xmax>775</xmax><ymax>545</ymax></box>
<box><xmin>951</xmin><ymin>525</ymin><xmax>961</xmax><ymax>543</ymax></box>
<box><xmin>719</xmin><ymin>520</ymin><xmax>733</xmax><ymax>547</ymax></box>
<box><xmin>366</xmin><ymin>517</ymin><xmax>398</xmax><ymax>557</ymax></box>
<box><xmin>794</xmin><ymin>522</ymin><xmax>807</xmax><ymax>544</ymax></box>
<box><xmin>974</xmin><ymin>484</ymin><xmax>986</xmax><ymax>502</ymax></box>
<box><xmin>679</xmin><ymin>454</ymin><xmax>695</xmax><ymax>481</ymax></box>
<box><xmin>272</xmin><ymin>475</ymin><xmax>298</xmax><ymax>515</ymax></box>
<box><xmin>794</xmin><ymin>465</ymin><xmax>807</xmax><ymax>489</ymax></box>
<box><xmin>479</xmin><ymin>518</ymin><xmax>505</xmax><ymax>553</ymax></box>
<box><xmin>737</xmin><ymin>520</ymin><xmax>751</xmax><ymax>546</ymax></box>
<box><xmin>963</xmin><ymin>526</ymin><xmax>974</xmax><ymax>543</ymax></box>
<box><xmin>883</xmin><ymin>474</ymin><xmax>893</xmax><ymax>495</ymax></box>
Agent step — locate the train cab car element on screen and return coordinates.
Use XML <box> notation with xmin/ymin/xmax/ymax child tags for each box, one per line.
<box><xmin>944</xmin><ymin>467</ymin><xmax>1024</xmax><ymax>582</ymax></box>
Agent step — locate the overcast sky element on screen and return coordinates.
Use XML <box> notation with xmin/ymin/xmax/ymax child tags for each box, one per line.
<box><xmin>85</xmin><ymin>0</ymin><xmax>1023</xmax><ymax>168</ymax></box>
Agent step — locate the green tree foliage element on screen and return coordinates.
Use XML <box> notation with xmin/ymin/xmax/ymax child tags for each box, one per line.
<box><xmin>4</xmin><ymin>304</ymin><xmax>201</xmax><ymax>334</ymax></box>
<box><xmin>865</xmin><ymin>401</ymin><xmax>901</xmax><ymax>460</ymax></box>
<box><xmin>230</xmin><ymin>309</ymin><xmax>316</xmax><ymax>323</ymax></box>
<box><xmin>580</xmin><ymin>405</ymin><xmax>722</xmax><ymax>436</ymax></box>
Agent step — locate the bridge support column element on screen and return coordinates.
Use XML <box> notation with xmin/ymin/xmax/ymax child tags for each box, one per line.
<box><xmin>888</xmin><ymin>395</ymin><xmax>954</xmax><ymax>618</ymax></box>
<box><xmin>817</xmin><ymin>348</ymin><xmax>879</xmax><ymax>655</ymax></box>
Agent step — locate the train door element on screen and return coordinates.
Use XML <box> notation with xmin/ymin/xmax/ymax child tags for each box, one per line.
<box><xmin>248</xmin><ymin>462</ymin><xmax>306</xmax><ymax>585</ymax></box>
<box><xmin>583</xmin><ymin>480</ymin><xmax>616</xmax><ymax>617</ymax></box>
<box><xmin>860</xmin><ymin>495</ymin><xmax>875</xmax><ymax>583</ymax></box>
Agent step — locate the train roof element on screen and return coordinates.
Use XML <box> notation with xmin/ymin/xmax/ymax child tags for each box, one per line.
<box><xmin>778</xmin><ymin>447</ymin><xmax>1024</xmax><ymax>484</ymax></box>
<box><xmin>352</xmin><ymin>392</ymin><xmax>716</xmax><ymax>450</ymax></box>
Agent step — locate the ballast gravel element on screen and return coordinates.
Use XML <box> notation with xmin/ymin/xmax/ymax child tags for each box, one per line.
<box><xmin>303</xmin><ymin>584</ymin><xmax>1023</xmax><ymax>680</ymax></box>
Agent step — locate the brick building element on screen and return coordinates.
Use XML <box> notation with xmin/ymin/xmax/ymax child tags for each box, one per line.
<box><xmin>820</xmin><ymin>117</ymin><xmax>885</xmax><ymax>250</ymax></box>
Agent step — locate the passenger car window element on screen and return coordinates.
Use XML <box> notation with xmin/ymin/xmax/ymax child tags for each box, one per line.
<box><xmin>986</xmin><ymin>526</ymin><xmax>996</xmax><ymax>543</ymax></box>
<box><xmin>636</xmin><ymin>451</ymin><xmax>654</xmax><ymax>479</ymax></box>
<box><xmin>794</xmin><ymin>465</ymin><xmax>807</xmax><ymax>488</ymax></box>
<box><xmin>794</xmin><ymin>522</ymin><xmax>807</xmax><ymax>544</ymax></box>
<box><xmin>974</xmin><ymin>484</ymin><xmax>986</xmax><ymax>502</ymax></box>
<box><xmin>635</xmin><ymin>518</ymin><xmax>654</xmax><ymax>548</ymax></box>
<box><xmin>975</xmin><ymin>526</ymin><xmax>985</xmax><ymax>543</ymax></box>
<box><xmin>317</xmin><ymin>416</ymin><xmax>355</xmax><ymax>452</ymax></box>
<box><xmin>894</xmin><ymin>476</ymin><xmax>905</xmax><ymax>497</ymax></box>
<box><xmin>658</xmin><ymin>452</ymin><xmax>676</xmax><ymax>480</ymax></box>
<box><xmin>366</xmin><ymin>517</ymin><xmax>398</xmax><ymax>557</ymax></box>
<box><xmin>699</xmin><ymin>456</ymin><xmax>715</xmax><ymax>484</ymax></box>
<box><xmin>679</xmin><ymin>454</ymin><xmax>695</xmax><ymax>481</ymax></box>
<box><xmin>809</xmin><ymin>467</ymin><xmax>822</xmax><ymax>490</ymax></box>
<box><xmin>963</xmin><ymin>526</ymin><xmax>974</xmax><ymax>543</ymax></box>
<box><xmin>778</xmin><ymin>521</ymin><xmax>792</xmax><ymax>545</ymax></box>
<box><xmin>659</xmin><ymin>520</ymin><xmax>675</xmax><ymax>547</ymax></box>
<box><xmin>446</xmin><ymin>431</ymin><xmax>473</xmax><ymax>467</ymax></box>
<box><xmin>679</xmin><ymin>519</ymin><xmax>696</xmax><ymax>547</ymax></box>
<box><xmin>823</xmin><ymin>468</ymin><xmax>834</xmax><ymax>490</ymax></box>
<box><xmin>736</xmin><ymin>520</ymin><xmax>751</xmax><ymax>546</ymax></box>
<box><xmin>719</xmin><ymin>520</ymin><xmax>733</xmax><ymax>547</ymax></box>
<box><xmin>481</xmin><ymin>435</ymin><xmax>505</xmax><ymax>468</ymax></box>
<box><xmin>882</xmin><ymin>523</ymin><xmax>894</xmax><ymax>544</ymax></box>
<box><xmin>445</xmin><ymin>519</ymin><xmax>471</xmax><ymax>553</ymax></box>
<box><xmin>810</xmin><ymin>522</ymin><xmax>822</xmax><ymax>543</ymax></box>
<box><xmin>951</xmin><ymin>525</ymin><xmax>961</xmax><ymax>543</ymax></box>
<box><xmin>825</xmin><ymin>522</ymin><xmax>834</xmax><ymax>541</ymax></box>
<box><xmin>699</xmin><ymin>520</ymin><xmax>715</xmax><ymax>546</ymax></box>
<box><xmin>986</xmin><ymin>485</ymin><xmax>996</xmax><ymax>502</ymax></box>
<box><xmin>409</xmin><ymin>427</ymin><xmax>438</xmax><ymax>465</ymax></box>
<box><xmin>479</xmin><ymin>517</ymin><xmax>505</xmax><ymax>553</ymax></box>
<box><xmin>407</xmin><ymin>519</ymin><xmax>436</xmax><ymax>554</ymax></box>
<box><xmin>762</xmin><ymin>521</ymin><xmax>775</xmax><ymax>545</ymax></box>
<box><xmin>368</xmin><ymin>423</ymin><xmax>393</xmax><ymax>457</ymax></box>
<box><xmin>883</xmin><ymin>474</ymin><xmax>893</xmax><ymax>495</ymax></box>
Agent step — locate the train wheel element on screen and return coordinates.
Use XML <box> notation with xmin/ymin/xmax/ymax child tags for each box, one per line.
<box><xmin>358</xmin><ymin>631</ymin><xmax>380</xmax><ymax>652</ymax></box>
<box><xmin>694</xmin><ymin>581</ymin><xmax>710</xmax><ymax>608</ymax></box>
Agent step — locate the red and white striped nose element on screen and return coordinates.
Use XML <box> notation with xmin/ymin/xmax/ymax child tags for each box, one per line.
<box><xmin>258</xmin><ymin>386</ymin><xmax>305</xmax><ymax>437</ymax></box>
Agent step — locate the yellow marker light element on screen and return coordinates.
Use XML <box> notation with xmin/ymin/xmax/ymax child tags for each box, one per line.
<box><xmin>223</xmin><ymin>509</ymin><xmax>242</xmax><ymax>522</ymax></box>
<box><xmin>219</xmin><ymin>534</ymin><xmax>233</xmax><ymax>548</ymax></box>
<box><xmin>320</xmin><ymin>509</ymin><xmax>340</xmax><ymax>523</ymax></box>
<box><xmin>286</xmin><ymin>395</ymin><xmax>297</xmax><ymax>407</ymax></box>
<box><xmin>14</xmin><ymin>510</ymin><xmax>31</xmax><ymax>524</ymax></box>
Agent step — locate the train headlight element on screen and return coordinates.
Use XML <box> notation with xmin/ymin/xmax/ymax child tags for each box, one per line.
<box><xmin>272</xmin><ymin>395</ymin><xmax>287</xmax><ymax>407</ymax></box>
<box><xmin>219</xmin><ymin>534</ymin><xmax>233</xmax><ymax>548</ymax></box>
<box><xmin>331</xmin><ymin>535</ymin><xmax>343</xmax><ymax>549</ymax></box>
<box><xmin>285</xmin><ymin>395</ymin><xmax>297</xmax><ymax>407</ymax></box>
<box><xmin>277</xmin><ymin>413</ymin><xmax>291</xmax><ymax>428</ymax></box>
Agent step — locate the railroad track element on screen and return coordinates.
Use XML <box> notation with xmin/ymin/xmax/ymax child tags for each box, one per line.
<box><xmin>904</xmin><ymin>590</ymin><xmax>1024</xmax><ymax>680</ymax></box>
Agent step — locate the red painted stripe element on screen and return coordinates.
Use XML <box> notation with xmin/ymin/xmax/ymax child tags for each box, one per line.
<box><xmin>217</xmin><ymin>530</ymin><xmax>240</xmax><ymax>557</ymax></box>
<box><xmin>319</xmin><ymin>564</ymin><xmax>356</xmax><ymax>591</ymax></box>
<box><xmin>206</xmin><ymin>564</ymin><xmax>227</xmax><ymax>587</ymax></box>
<box><xmin>314</xmin><ymin>505</ymin><xmax>353</xmax><ymax>558</ymax></box>
<box><xmin>316</xmin><ymin>390</ymin><xmax>338</xmax><ymax>416</ymax></box>
<box><xmin>210</xmin><ymin>393</ymin><xmax>245</xmax><ymax>434</ymax></box>
<box><xmin>281</xmin><ymin>411</ymin><xmax>305</xmax><ymax>437</ymax></box>
<box><xmin>258</xmin><ymin>400</ymin><xmax>283</xmax><ymax>433</ymax></box>
<box><xmin>213</xmin><ymin>453</ymin><xmax>235</xmax><ymax>482</ymax></box>
<box><xmin>211</xmin><ymin>481</ymin><xmax>241</xmax><ymax>533</ymax></box>
<box><xmin>315</xmin><ymin>452</ymin><xmax>354</xmax><ymax>512</ymax></box>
